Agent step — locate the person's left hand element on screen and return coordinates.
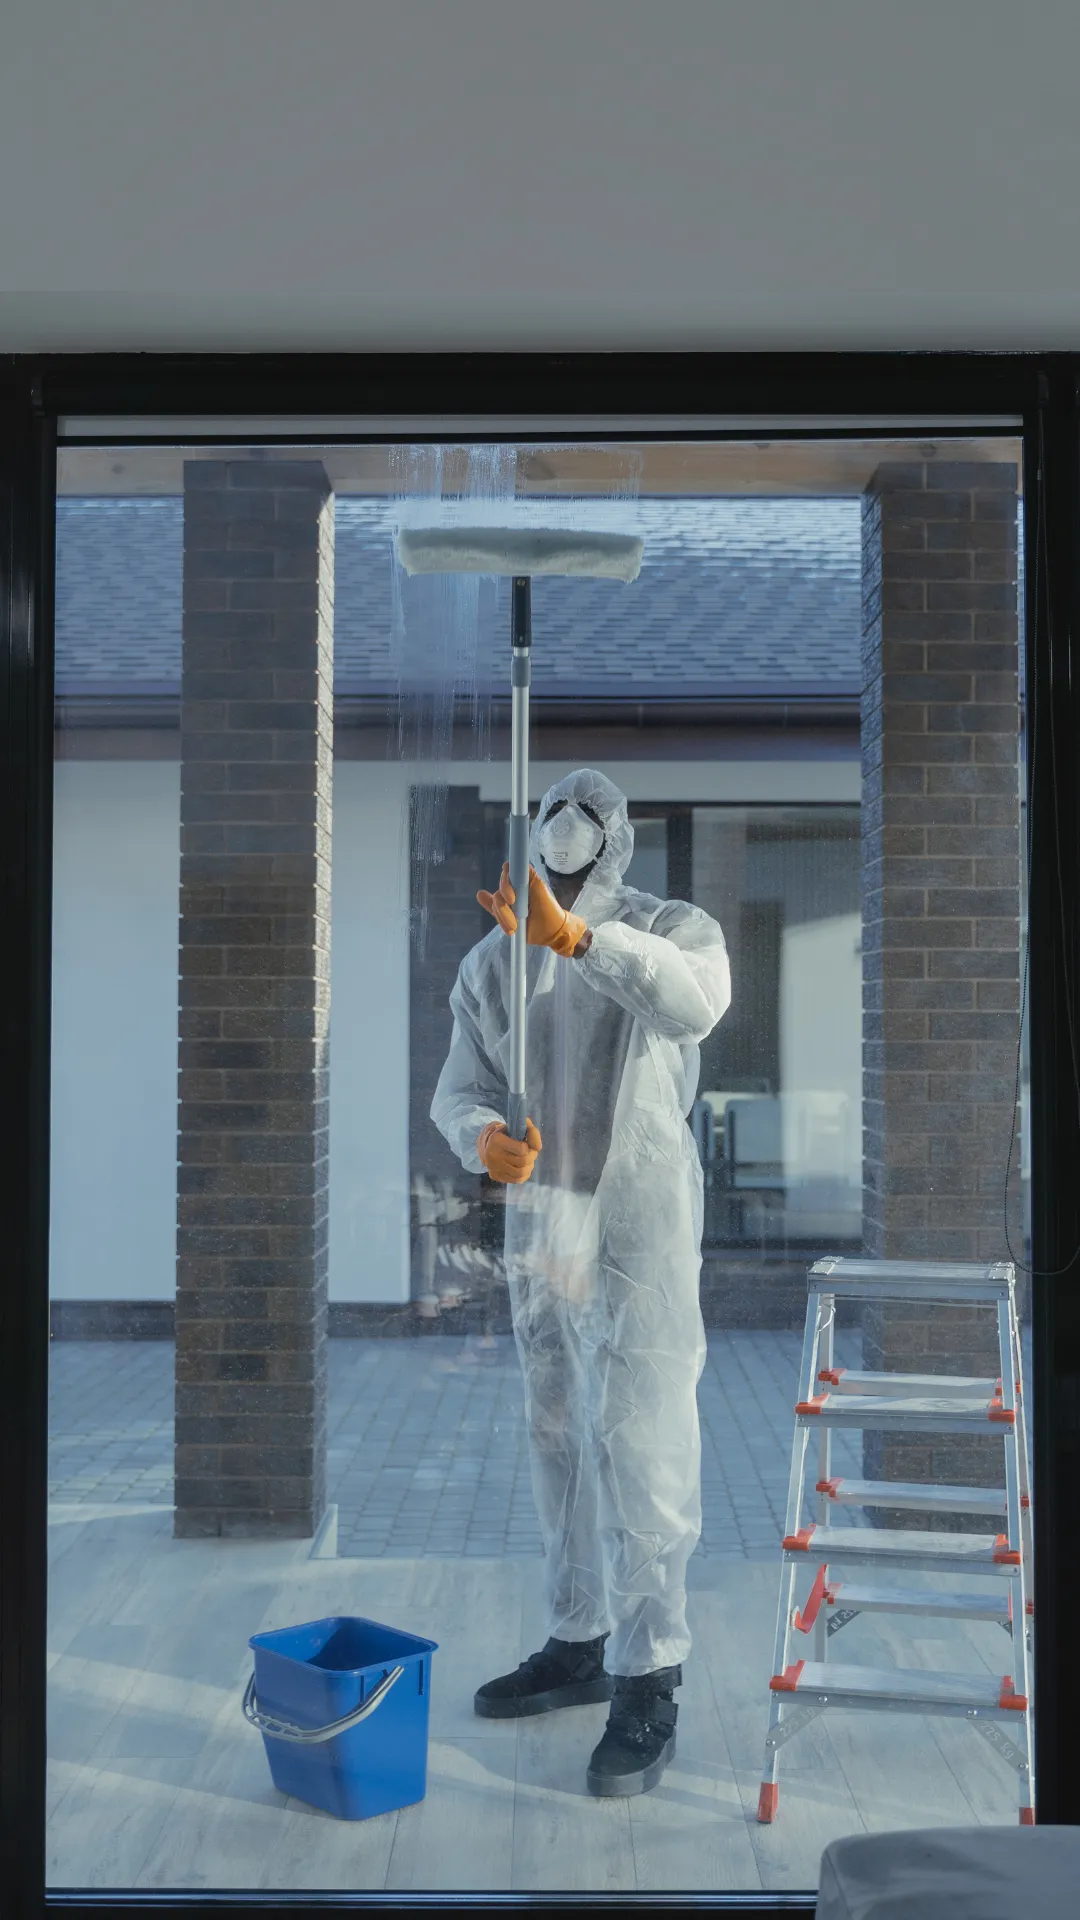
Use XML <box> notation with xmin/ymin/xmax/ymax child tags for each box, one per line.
<box><xmin>477</xmin><ymin>863</ymin><xmax>588</xmax><ymax>958</ymax></box>
<box><xmin>477</xmin><ymin>1118</ymin><xmax>542</xmax><ymax>1184</ymax></box>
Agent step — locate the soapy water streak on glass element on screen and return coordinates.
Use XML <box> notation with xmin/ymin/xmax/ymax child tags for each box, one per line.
<box><xmin>389</xmin><ymin>444</ymin><xmax>643</xmax><ymax>955</ymax></box>
<box><xmin>390</xmin><ymin>443</ymin><xmax>513</xmax><ymax>952</ymax></box>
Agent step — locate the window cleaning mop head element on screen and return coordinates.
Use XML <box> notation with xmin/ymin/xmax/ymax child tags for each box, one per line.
<box><xmin>395</xmin><ymin>526</ymin><xmax>644</xmax><ymax>582</ymax></box>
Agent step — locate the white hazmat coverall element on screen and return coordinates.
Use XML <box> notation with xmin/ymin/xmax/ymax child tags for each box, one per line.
<box><xmin>431</xmin><ymin>770</ymin><xmax>732</xmax><ymax>1676</ymax></box>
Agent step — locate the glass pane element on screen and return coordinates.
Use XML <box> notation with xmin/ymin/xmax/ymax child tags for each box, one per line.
<box><xmin>690</xmin><ymin>804</ymin><xmax>862</xmax><ymax>1252</ymax></box>
<box><xmin>48</xmin><ymin>432</ymin><xmax>1033</xmax><ymax>1895</ymax></box>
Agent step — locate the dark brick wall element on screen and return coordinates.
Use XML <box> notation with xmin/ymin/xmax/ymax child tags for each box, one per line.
<box><xmin>700</xmin><ymin>1254</ymin><xmax>852</xmax><ymax>1330</ymax></box>
<box><xmin>49</xmin><ymin>1258</ymin><xmax>830</xmax><ymax>1339</ymax></box>
<box><xmin>175</xmin><ymin>460</ymin><xmax>334</xmax><ymax>1538</ymax></box>
<box><xmin>860</xmin><ymin>459</ymin><xmax>1021</xmax><ymax>1524</ymax></box>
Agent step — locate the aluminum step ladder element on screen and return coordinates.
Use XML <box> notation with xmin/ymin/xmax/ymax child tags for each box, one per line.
<box><xmin>758</xmin><ymin>1256</ymin><xmax>1034</xmax><ymax>1825</ymax></box>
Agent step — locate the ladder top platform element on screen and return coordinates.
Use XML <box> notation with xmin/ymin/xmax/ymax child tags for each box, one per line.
<box><xmin>810</xmin><ymin>1256</ymin><xmax>1014</xmax><ymax>1298</ymax></box>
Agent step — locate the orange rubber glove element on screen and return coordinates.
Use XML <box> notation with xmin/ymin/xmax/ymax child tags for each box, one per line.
<box><xmin>477</xmin><ymin>1118</ymin><xmax>542</xmax><ymax>1185</ymax></box>
<box><xmin>477</xmin><ymin>863</ymin><xmax>589</xmax><ymax>958</ymax></box>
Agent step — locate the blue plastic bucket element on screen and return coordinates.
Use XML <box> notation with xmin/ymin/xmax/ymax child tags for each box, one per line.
<box><xmin>245</xmin><ymin>1615</ymin><xmax>439</xmax><ymax>1820</ymax></box>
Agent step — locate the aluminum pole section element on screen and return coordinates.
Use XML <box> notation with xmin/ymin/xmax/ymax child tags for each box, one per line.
<box><xmin>506</xmin><ymin>576</ymin><xmax>532</xmax><ymax>1140</ymax></box>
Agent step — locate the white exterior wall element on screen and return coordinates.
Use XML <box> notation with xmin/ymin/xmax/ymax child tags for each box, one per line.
<box><xmin>50</xmin><ymin>761</ymin><xmax>181</xmax><ymax>1302</ymax></box>
<box><xmin>474</xmin><ymin>760</ymin><xmax>860</xmax><ymax>806</ymax></box>
<box><xmin>328</xmin><ymin>763</ymin><xmax>411</xmax><ymax>1304</ymax></box>
<box><xmin>49</xmin><ymin>751</ymin><xmax>859</xmax><ymax>1303</ymax></box>
<box><xmin>780</xmin><ymin>912</ymin><xmax>864</xmax><ymax>1199</ymax></box>
<box><xmin>48</xmin><ymin>757</ymin><xmax>417</xmax><ymax>1306</ymax></box>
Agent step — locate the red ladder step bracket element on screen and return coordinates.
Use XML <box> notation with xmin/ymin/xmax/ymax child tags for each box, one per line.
<box><xmin>993</xmin><ymin>1534</ymin><xmax>1022</xmax><ymax>1566</ymax></box>
<box><xmin>795</xmin><ymin>1393</ymin><xmax>828</xmax><ymax>1415</ymax></box>
<box><xmin>793</xmin><ymin>1563</ymin><xmax>840</xmax><ymax>1634</ymax></box>
<box><xmin>999</xmin><ymin>1675</ymin><xmax>1028</xmax><ymax>1711</ymax></box>
<box><xmin>769</xmin><ymin>1661</ymin><xmax>806</xmax><ymax>1694</ymax></box>
<box><xmin>782</xmin><ymin>1524</ymin><xmax>816</xmax><ymax>1552</ymax></box>
<box><xmin>817</xmin><ymin>1367</ymin><xmax>846</xmax><ymax>1385</ymax></box>
<box><xmin>816</xmin><ymin>1476</ymin><xmax>842</xmax><ymax>1498</ymax></box>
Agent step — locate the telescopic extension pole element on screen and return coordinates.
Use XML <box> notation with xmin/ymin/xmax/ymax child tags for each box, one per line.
<box><xmin>506</xmin><ymin>576</ymin><xmax>531</xmax><ymax>1141</ymax></box>
<box><xmin>393</xmin><ymin>524</ymin><xmax>642</xmax><ymax>1142</ymax></box>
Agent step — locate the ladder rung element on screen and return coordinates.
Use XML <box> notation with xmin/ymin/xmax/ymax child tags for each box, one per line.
<box><xmin>796</xmin><ymin>1393</ymin><xmax>1013</xmax><ymax>1431</ymax></box>
<box><xmin>782</xmin><ymin>1525</ymin><xmax>1020</xmax><ymax>1574</ymax></box>
<box><xmin>825</xmin><ymin>1581</ymin><xmax>1012</xmax><ymax>1623</ymax></box>
<box><xmin>770</xmin><ymin>1659</ymin><xmax>1025</xmax><ymax>1714</ymax></box>
<box><xmin>817</xmin><ymin>1369</ymin><xmax>997</xmax><ymax>1398</ymax></box>
<box><xmin>818</xmin><ymin>1477</ymin><xmax>1007</xmax><ymax>1515</ymax></box>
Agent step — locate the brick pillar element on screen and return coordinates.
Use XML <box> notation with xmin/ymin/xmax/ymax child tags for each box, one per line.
<box><xmin>175</xmin><ymin>460</ymin><xmax>334</xmax><ymax>1537</ymax></box>
<box><xmin>861</xmin><ymin>459</ymin><xmax>1021</xmax><ymax>1524</ymax></box>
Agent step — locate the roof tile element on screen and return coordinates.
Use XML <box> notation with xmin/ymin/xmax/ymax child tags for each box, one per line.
<box><xmin>56</xmin><ymin>496</ymin><xmax>865</xmax><ymax>697</ymax></box>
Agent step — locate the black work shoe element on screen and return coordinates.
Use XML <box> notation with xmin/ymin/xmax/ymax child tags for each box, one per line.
<box><xmin>585</xmin><ymin>1666</ymin><xmax>681</xmax><ymax>1796</ymax></box>
<box><xmin>474</xmin><ymin>1634</ymin><xmax>613</xmax><ymax>1719</ymax></box>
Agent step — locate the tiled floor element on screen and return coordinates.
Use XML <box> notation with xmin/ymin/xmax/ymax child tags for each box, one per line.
<box><xmin>48</xmin><ymin>1331</ymin><xmax>868</xmax><ymax>1559</ymax></box>
<box><xmin>45</xmin><ymin>1528</ymin><xmax>1024</xmax><ymax>1893</ymax></box>
<box><xmin>46</xmin><ymin>1329</ymin><xmax>1035</xmax><ymax>1890</ymax></box>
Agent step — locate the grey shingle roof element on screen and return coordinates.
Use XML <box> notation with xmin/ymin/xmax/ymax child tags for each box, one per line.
<box><xmin>55</xmin><ymin>496</ymin><xmax>863</xmax><ymax>699</ymax></box>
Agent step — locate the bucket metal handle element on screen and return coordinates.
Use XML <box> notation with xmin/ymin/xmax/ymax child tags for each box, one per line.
<box><xmin>242</xmin><ymin>1663</ymin><xmax>404</xmax><ymax>1744</ymax></box>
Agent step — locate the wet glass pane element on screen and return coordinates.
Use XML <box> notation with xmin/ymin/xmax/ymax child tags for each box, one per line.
<box><xmin>690</xmin><ymin>804</ymin><xmax>862</xmax><ymax>1251</ymax></box>
<box><xmin>48</xmin><ymin>434</ymin><xmax>1033</xmax><ymax>1895</ymax></box>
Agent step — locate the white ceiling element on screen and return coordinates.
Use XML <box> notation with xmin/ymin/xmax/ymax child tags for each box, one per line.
<box><xmin>3</xmin><ymin>1</ymin><xmax>1079</xmax><ymax>353</ymax></box>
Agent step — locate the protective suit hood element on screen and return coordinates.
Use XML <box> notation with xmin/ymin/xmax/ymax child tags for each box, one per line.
<box><xmin>530</xmin><ymin>768</ymin><xmax>634</xmax><ymax>901</ymax></box>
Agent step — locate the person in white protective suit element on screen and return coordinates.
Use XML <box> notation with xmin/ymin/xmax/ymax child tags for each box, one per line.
<box><xmin>431</xmin><ymin>769</ymin><xmax>731</xmax><ymax>1796</ymax></box>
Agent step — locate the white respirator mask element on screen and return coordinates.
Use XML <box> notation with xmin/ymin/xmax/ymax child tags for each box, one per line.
<box><xmin>537</xmin><ymin>802</ymin><xmax>605</xmax><ymax>876</ymax></box>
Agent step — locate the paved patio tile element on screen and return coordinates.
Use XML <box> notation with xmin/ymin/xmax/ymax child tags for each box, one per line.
<box><xmin>49</xmin><ymin>1327</ymin><xmax>1031</xmax><ymax>1561</ymax></box>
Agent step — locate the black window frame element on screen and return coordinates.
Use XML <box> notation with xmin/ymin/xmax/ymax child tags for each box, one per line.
<box><xmin>3</xmin><ymin>350</ymin><xmax>1078</xmax><ymax>1920</ymax></box>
